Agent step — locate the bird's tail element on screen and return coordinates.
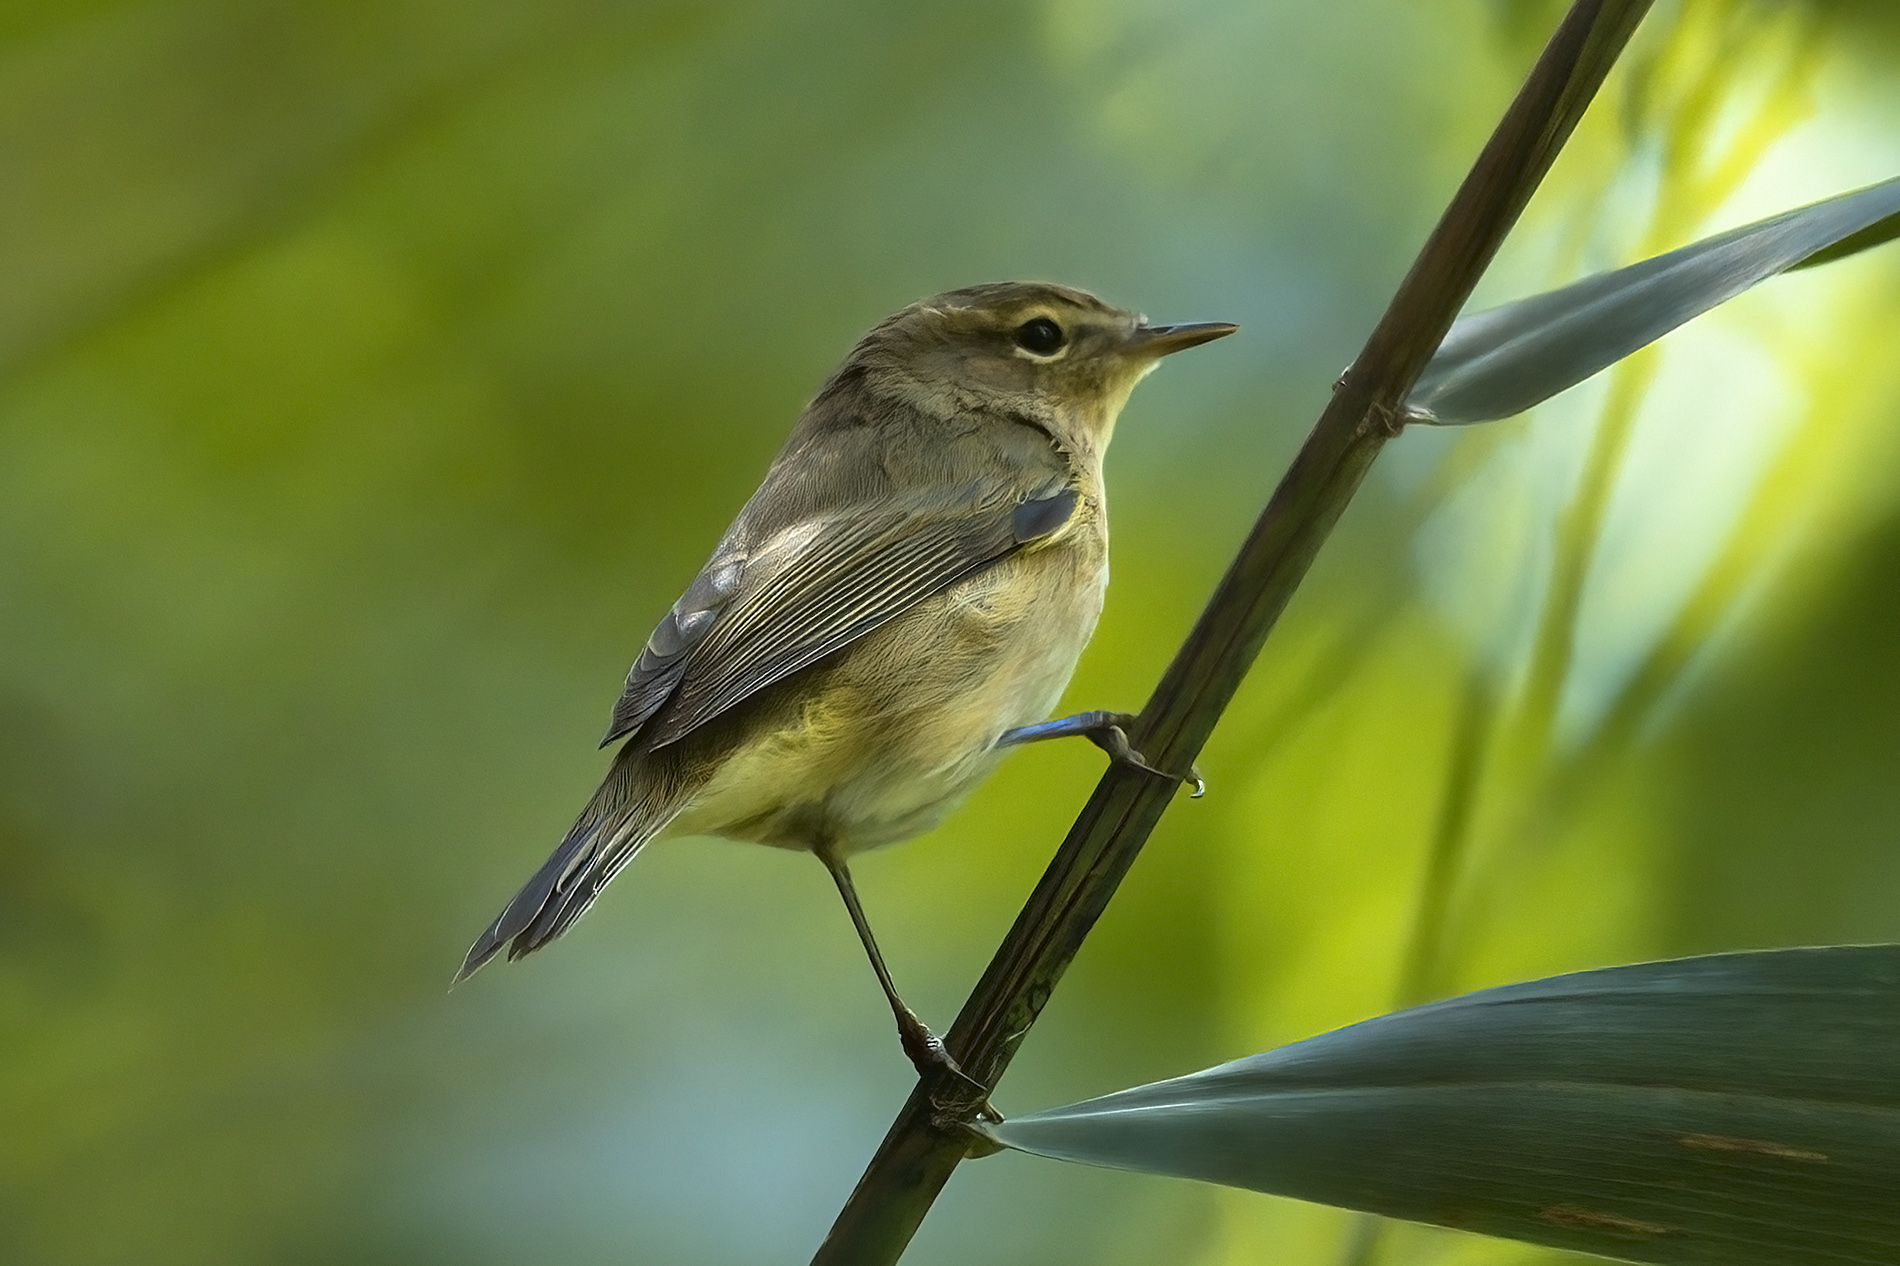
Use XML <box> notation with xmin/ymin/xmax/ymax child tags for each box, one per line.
<box><xmin>454</xmin><ymin>745</ymin><xmax>697</xmax><ymax>983</ymax></box>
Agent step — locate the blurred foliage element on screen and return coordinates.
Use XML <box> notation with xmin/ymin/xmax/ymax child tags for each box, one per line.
<box><xmin>1</xmin><ymin>2</ymin><xmax>1897</xmax><ymax>1265</ymax></box>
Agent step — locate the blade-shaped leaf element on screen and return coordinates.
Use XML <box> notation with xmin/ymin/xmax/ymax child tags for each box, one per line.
<box><xmin>990</xmin><ymin>946</ymin><xmax>1900</xmax><ymax>1266</ymax></box>
<box><xmin>1408</xmin><ymin>177</ymin><xmax>1900</xmax><ymax>424</ymax></box>
<box><xmin>1788</xmin><ymin>208</ymin><xmax>1900</xmax><ymax>273</ymax></box>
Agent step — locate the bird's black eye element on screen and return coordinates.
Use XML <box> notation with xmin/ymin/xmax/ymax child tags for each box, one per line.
<box><xmin>1013</xmin><ymin>317</ymin><xmax>1065</xmax><ymax>355</ymax></box>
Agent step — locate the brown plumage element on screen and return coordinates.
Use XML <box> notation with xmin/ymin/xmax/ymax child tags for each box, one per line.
<box><xmin>456</xmin><ymin>281</ymin><xmax>1233</xmax><ymax>1085</ymax></box>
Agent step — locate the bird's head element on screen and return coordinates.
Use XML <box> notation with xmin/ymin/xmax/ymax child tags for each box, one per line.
<box><xmin>838</xmin><ymin>282</ymin><xmax>1235</xmax><ymax>459</ymax></box>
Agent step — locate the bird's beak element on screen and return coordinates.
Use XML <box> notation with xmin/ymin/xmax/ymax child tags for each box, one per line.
<box><xmin>1127</xmin><ymin>321</ymin><xmax>1239</xmax><ymax>358</ymax></box>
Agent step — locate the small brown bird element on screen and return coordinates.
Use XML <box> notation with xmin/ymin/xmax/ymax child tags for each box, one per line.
<box><xmin>457</xmin><ymin>282</ymin><xmax>1233</xmax><ymax>1091</ymax></box>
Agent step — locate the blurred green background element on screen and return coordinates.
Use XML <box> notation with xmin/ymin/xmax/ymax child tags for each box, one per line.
<box><xmin>4</xmin><ymin>1</ymin><xmax>1899</xmax><ymax>1263</ymax></box>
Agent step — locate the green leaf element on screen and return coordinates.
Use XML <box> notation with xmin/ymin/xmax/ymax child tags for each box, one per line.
<box><xmin>1788</xmin><ymin>208</ymin><xmax>1900</xmax><ymax>273</ymax></box>
<box><xmin>990</xmin><ymin>946</ymin><xmax>1900</xmax><ymax>1266</ymax></box>
<box><xmin>1409</xmin><ymin>176</ymin><xmax>1900</xmax><ymax>424</ymax></box>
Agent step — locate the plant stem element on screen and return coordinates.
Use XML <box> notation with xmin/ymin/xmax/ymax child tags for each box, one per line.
<box><xmin>1396</xmin><ymin>667</ymin><xmax>1499</xmax><ymax>1009</ymax></box>
<box><xmin>808</xmin><ymin>4</ymin><xmax>1655</xmax><ymax>1263</ymax></box>
<box><xmin>1513</xmin><ymin>346</ymin><xmax>1661</xmax><ymax>759</ymax></box>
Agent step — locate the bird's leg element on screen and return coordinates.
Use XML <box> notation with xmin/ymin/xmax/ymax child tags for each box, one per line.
<box><xmin>997</xmin><ymin>710</ymin><xmax>1205</xmax><ymax>798</ymax></box>
<box><xmin>815</xmin><ymin>846</ymin><xmax>998</xmax><ymax>1120</ymax></box>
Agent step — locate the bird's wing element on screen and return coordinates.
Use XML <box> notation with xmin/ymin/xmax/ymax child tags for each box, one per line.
<box><xmin>600</xmin><ymin>479</ymin><xmax>1078</xmax><ymax>750</ymax></box>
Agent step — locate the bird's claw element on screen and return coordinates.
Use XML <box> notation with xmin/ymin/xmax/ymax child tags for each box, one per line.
<box><xmin>995</xmin><ymin>710</ymin><xmax>1204</xmax><ymax>797</ymax></box>
<box><xmin>1087</xmin><ymin>716</ymin><xmax>1206</xmax><ymax>799</ymax></box>
<box><xmin>898</xmin><ymin>1012</ymin><xmax>1001</xmax><ymax>1124</ymax></box>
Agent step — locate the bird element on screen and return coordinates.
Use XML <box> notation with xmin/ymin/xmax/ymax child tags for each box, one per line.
<box><xmin>456</xmin><ymin>282</ymin><xmax>1234</xmax><ymax>1096</ymax></box>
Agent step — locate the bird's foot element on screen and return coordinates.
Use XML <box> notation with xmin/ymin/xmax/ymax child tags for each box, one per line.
<box><xmin>1085</xmin><ymin>715</ymin><xmax>1206</xmax><ymax>799</ymax></box>
<box><xmin>896</xmin><ymin>1008</ymin><xmax>1000</xmax><ymax>1125</ymax></box>
<box><xmin>998</xmin><ymin>710</ymin><xmax>1205</xmax><ymax>797</ymax></box>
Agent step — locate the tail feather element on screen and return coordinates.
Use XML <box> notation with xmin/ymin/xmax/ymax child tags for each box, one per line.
<box><xmin>516</xmin><ymin>815</ymin><xmax>651</xmax><ymax>952</ymax></box>
<box><xmin>454</xmin><ymin>749</ymin><xmax>691</xmax><ymax>984</ymax></box>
